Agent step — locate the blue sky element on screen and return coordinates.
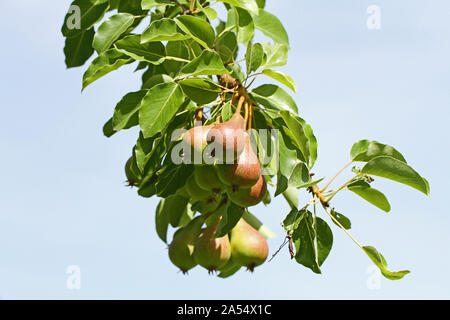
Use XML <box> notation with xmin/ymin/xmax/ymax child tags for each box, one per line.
<box><xmin>0</xmin><ymin>0</ymin><xmax>449</xmax><ymax>299</ymax></box>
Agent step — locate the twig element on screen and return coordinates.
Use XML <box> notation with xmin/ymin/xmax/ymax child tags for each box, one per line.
<box><xmin>321</xmin><ymin>160</ymin><xmax>354</xmax><ymax>192</ymax></box>
<box><xmin>268</xmin><ymin>236</ymin><xmax>290</xmax><ymax>262</ymax></box>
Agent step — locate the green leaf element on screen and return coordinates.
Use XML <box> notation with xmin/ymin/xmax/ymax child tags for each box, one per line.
<box><xmin>112</xmin><ymin>90</ymin><xmax>148</xmax><ymax>132</ymax></box>
<box><xmin>142</xmin><ymin>0</ymin><xmax>174</xmax><ymax>10</ymax></box>
<box><xmin>289</xmin><ymin>163</ymin><xmax>310</xmax><ymax>188</ymax></box>
<box><xmin>93</xmin><ymin>13</ymin><xmax>135</xmax><ymax>53</ymax></box>
<box><xmin>250</xmin><ymin>84</ymin><xmax>298</xmax><ymax>114</ymax></box>
<box><xmin>216</xmin><ymin>32</ymin><xmax>238</xmax><ymax>63</ymax></box>
<box><xmin>348</xmin><ymin>181</ymin><xmax>391</xmax><ymax>213</ymax></box>
<box><xmin>215</xmin><ymin>203</ymin><xmax>244</xmax><ymax>238</ymax></box>
<box><xmin>142</xmin><ymin>74</ymin><xmax>174</xmax><ymax>90</ymax></box>
<box><xmin>363</xmin><ymin>246</ymin><xmax>410</xmax><ymax>280</ymax></box>
<box><xmin>253</xmin><ymin>9</ymin><xmax>289</xmax><ymax>46</ymax></box>
<box><xmin>221</xmin><ymin>101</ymin><xmax>233</xmax><ymax>121</ymax></box>
<box><xmin>115</xmin><ymin>35</ymin><xmax>166</xmax><ymax>64</ymax></box>
<box><xmin>282</xmin><ymin>209</ymin><xmax>305</xmax><ymax>235</ymax></box>
<box><xmin>280</xmin><ymin>111</ymin><xmax>310</xmax><ymax>165</ymax></box>
<box><xmin>246</xmin><ymin>43</ymin><xmax>264</xmax><ymax>74</ymax></box>
<box><xmin>62</xmin><ymin>0</ymin><xmax>109</xmax><ymax>37</ymax></box>
<box><xmin>351</xmin><ymin>140</ymin><xmax>406</xmax><ymax>163</ymax></box>
<box><xmin>102</xmin><ymin>117</ymin><xmax>117</xmax><ymax>137</ymax></box>
<box><xmin>293</xmin><ymin>213</ymin><xmax>333</xmax><ymax>274</ymax></box>
<box><xmin>226</xmin><ymin>7</ymin><xmax>255</xmax><ymax>44</ymax></box>
<box><xmin>118</xmin><ymin>0</ymin><xmax>147</xmax><ymax>14</ymax></box>
<box><xmin>330</xmin><ymin>209</ymin><xmax>351</xmax><ymax>230</ymax></box>
<box><xmin>262</xmin><ymin>69</ymin><xmax>297</xmax><ymax>92</ymax></box>
<box><xmin>139</xmin><ymin>82</ymin><xmax>185</xmax><ymax>138</ymax></box>
<box><xmin>179</xmin><ymin>50</ymin><xmax>229</xmax><ymax>76</ymax></box>
<box><xmin>155</xmin><ymin>199</ymin><xmax>170</xmax><ymax>243</ymax></box>
<box><xmin>275</xmin><ymin>131</ymin><xmax>300</xmax><ymax>196</ymax></box>
<box><xmin>175</xmin><ymin>15</ymin><xmax>215</xmax><ymax>48</ymax></box>
<box><xmin>156</xmin><ymin>164</ymin><xmax>194</xmax><ymax>198</ymax></box>
<box><xmin>179</xmin><ymin>78</ymin><xmax>220</xmax><ymax>105</ymax></box>
<box><xmin>361</xmin><ymin>156</ymin><xmax>430</xmax><ymax>195</ymax></box>
<box><xmin>164</xmin><ymin>40</ymin><xmax>190</xmax><ymax>75</ymax></box>
<box><xmin>202</xmin><ymin>7</ymin><xmax>218</xmax><ymax>21</ymax></box>
<box><xmin>261</xmin><ymin>42</ymin><xmax>288</xmax><ymax>68</ymax></box>
<box><xmin>161</xmin><ymin>195</ymin><xmax>190</xmax><ymax>227</ymax></box>
<box><xmin>82</xmin><ymin>49</ymin><xmax>132</xmax><ymax>89</ymax></box>
<box><xmin>218</xmin><ymin>260</ymin><xmax>241</xmax><ymax>278</ymax></box>
<box><xmin>219</xmin><ymin>0</ymin><xmax>259</xmax><ymax>15</ymax></box>
<box><xmin>64</xmin><ymin>28</ymin><xmax>95</xmax><ymax>68</ymax></box>
<box><xmin>142</xmin><ymin>18</ymin><xmax>189</xmax><ymax>43</ymax></box>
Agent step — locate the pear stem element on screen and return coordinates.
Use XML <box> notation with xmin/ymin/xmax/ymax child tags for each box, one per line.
<box><xmin>195</xmin><ymin>108</ymin><xmax>204</xmax><ymax>122</ymax></box>
<box><xmin>236</xmin><ymin>95</ymin><xmax>245</xmax><ymax>114</ymax></box>
<box><xmin>248</xmin><ymin>103</ymin><xmax>253</xmax><ymax>131</ymax></box>
<box><xmin>232</xmin><ymin>92</ymin><xmax>240</xmax><ymax>105</ymax></box>
<box><xmin>244</xmin><ymin>102</ymin><xmax>249</xmax><ymax>130</ymax></box>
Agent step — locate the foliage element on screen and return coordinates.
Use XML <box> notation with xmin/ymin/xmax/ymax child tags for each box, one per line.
<box><xmin>62</xmin><ymin>0</ymin><xmax>429</xmax><ymax>279</ymax></box>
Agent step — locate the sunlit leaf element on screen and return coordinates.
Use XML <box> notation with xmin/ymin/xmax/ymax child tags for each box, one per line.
<box><xmin>93</xmin><ymin>13</ymin><xmax>135</xmax><ymax>53</ymax></box>
<box><xmin>348</xmin><ymin>181</ymin><xmax>391</xmax><ymax>213</ymax></box>
<box><xmin>139</xmin><ymin>82</ymin><xmax>185</xmax><ymax>138</ymax></box>
<box><xmin>262</xmin><ymin>69</ymin><xmax>297</xmax><ymax>92</ymax></box>
<box><xmin>363</xmin><ymin>246</ymin><xmax>410</xmax><ymax>280</ymax></box>
<box><xmin>82</xmin><ymin>49</ymin><xmax>132</xmax><ymax>89</ymax></box>
<box><xmin>175</xmin><ymin>15</ymin><xmax>216</xmax><ymax>48</ymax></box>
<box><xmin>361</xmin><ymin>156</ymin><xmax>430</xmax><ymax>195</ymax></box>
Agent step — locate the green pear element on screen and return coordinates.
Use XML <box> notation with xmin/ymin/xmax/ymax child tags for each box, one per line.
<box><xmin>230</xmin><ymin>219</ymin><xmax>269</xmax><ymax>272</ymax></box>
<box><xmin>193</xmin><ymin>216</ymin><xmax>231</xmax><ymax>273</ymax></box>
<box><xmin>168</xmin><ymin>217</ymin><xmax>204</xmax><ymax>274</ymax></box>
<box><xmin>125</xmin><ymin>157</ymin><xmax>141</xmax><ymax>186</ymax></box>
<box><xmin>185</xmin><ymin>175</ymin><xmax>211</xmax><ymax>201</ymax></box>
<box><xmin>194</xmin><ymin>165</ymin><xmax>222</xmax><ymax>191</ymax></box>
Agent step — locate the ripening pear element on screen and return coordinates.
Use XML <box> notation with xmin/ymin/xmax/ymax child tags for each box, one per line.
<box><xmin>216</xmin><ymin>133</ymin><xmax>261</xmax><ymax>188</ymax></box>
<box><xmin>168</xmin><ymin>217</ymin><xmax>204</xmax><ymax>274</ymax></box>
<box><xmin>230</xmin><ymin>219</ymin><xmax>268</xmax><ymax>272</ymax></box>
<box><xmin>228</xmin><ymin>175</ymin><xmax>267</xmax><ymax>208</ymax></box>
<box><xmin>182</xmin><ymin>124</ymin><xmax>212</xmax><ymax>164</ymax></box>
<box><xmin>193</xmin><ymin>216</ymin><xmax>231</xmax><ymax>273</ymax></box>
<box><xmin>207</xmin><ymin>112</ymin><xmax>246</xmax><ymax>161</ymax></box>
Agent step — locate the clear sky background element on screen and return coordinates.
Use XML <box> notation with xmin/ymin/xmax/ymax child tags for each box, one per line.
<box><xmin>0</xmin><ymin>0</ymin><xmax>449</xmax><ymax>299</ymax></box>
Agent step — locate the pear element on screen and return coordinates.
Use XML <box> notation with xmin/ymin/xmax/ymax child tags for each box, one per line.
<box><xmin>168</xmin><ymin>217</ymin><xmax>204</xmax><ymax>274</ymax></box>
<box><xmin>182</xmin><ymin>124</ymin><xmax>212</xmax><ymax>164</ymax></box>
<box><xmin>207</xmin><ymin>112</ymin><xmax>246</xmax><ymax>162</ymax></box>
<box><xmin>125</xmin><ymin>157</ymin><xmax>141</xmax><ymax>186</ymax></box>
<box><xmin>230</xmin><ymin>219</ymin><xmax>268</xmax><ymax>272</ymax></box>
<box><xmin>194</xmin><ymin>165</ymin><xmax>222</xmax><ymax>191</ymax></box>
<box><xmin>193</xmin><ymin>216</ymin><xmax>231</xmax><ymax>273</ymax></box>
<box><xmin>216</xmin><ymin>133</ymin><xmax>261</xmax><ymax>188</ymax></box>
<box><xmin>228</xmin><ymin>175</ymin><xmax>267</xmax><ymax>208</ymax></box>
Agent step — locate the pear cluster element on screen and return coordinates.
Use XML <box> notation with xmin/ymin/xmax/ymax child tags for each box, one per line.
<box><xmin>168</xmin><ymin>106</ymin><xmax>270</xmax><ymax>274</ymax></box>
<box><xmin>180</xmin><ymin>106</ymin><xmax>267</xmax><ymax>209</ymax></box>
<box><xmin>169</xmin><ymin>216</ymin><xmax>268</xmax><ymax>274</ymax></box>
